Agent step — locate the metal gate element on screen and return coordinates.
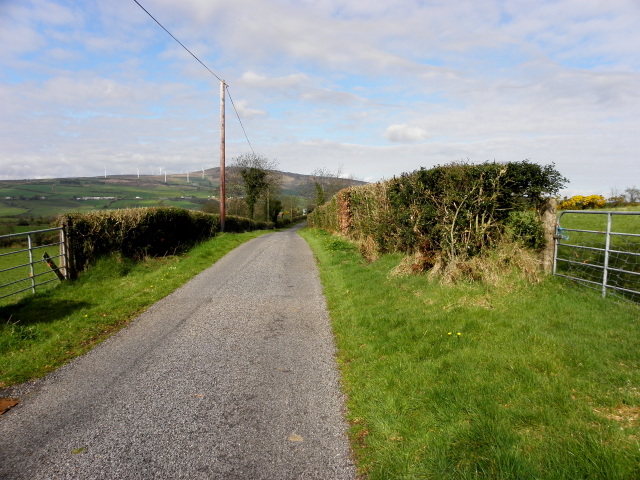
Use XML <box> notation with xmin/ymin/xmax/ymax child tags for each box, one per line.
<box><xmin>0</xmin><ymin>227</ymin><xmax>68</xmax><ymax>301</ymax></box>
<box><xmin>553</xmin><ymin>210</ymin><xmax>640</xmax><ymax>303</ymax></box>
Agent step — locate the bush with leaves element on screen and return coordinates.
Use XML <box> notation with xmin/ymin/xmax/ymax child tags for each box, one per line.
<box><xmin>558</xmin><ymin>195</ymin><xmax>606</xmax><ymax>210</ymax></box>
<box><xmin>309</xmin><ymin>160</ymin><xmax>566</xmax><ymax>268</ymax></box>
<box><xmin>60</xmin><ymin>207</ymin><xmax>273</xmax><ymax>276</ymax></box>
<box><xmin>505</xmin><ymin>210</ymin><xmax>544</xmax><ymax>250</ymax></box>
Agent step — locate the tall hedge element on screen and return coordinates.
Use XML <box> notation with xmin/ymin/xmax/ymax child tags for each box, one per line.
<box><xmin>308</xmin><ymin>161</ymin><xmax>566</xmax><ymax>265</ymax></box>
<box><xmin>59</xmin><ymin>207</ymin><xmax>273</xmax><ymax>276</ymax></box>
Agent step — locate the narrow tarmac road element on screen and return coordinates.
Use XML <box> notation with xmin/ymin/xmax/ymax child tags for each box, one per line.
<box><xmin>0</xmin><ymin>226</ymin><xmax>355</xmax><ymax>479</ymax></box>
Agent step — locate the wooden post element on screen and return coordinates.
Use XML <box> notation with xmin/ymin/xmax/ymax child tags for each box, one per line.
<box><xmin>219</xmin><ymin>79</ymin><xmax>226</xmax><ymax>232</ymax></box>
<box><xmin>539</xmin><ymin>197</ymin><xmax>557</xmax><ymax>274</ymax></box>
<box><xmin>43</xmin><ymin>252</ymin><xmax>65</xmax><ymax>282</ymax></box>
<box><xmin>60</xmin><ymin>219</ymin><xmax>77</xmax><ymax>280</ymax></box>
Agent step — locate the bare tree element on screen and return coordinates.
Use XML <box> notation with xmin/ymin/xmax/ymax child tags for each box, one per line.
<box><xmin>308</xmin><ymin>166</ymin><xmax>358</xmax><ymax>208</ymax></box>
<box><xmin>229</xmin><ymin>153</ymin><xmax>281</xmax><ymax>220</ymax></box>
<box><xmin>625</xmin><ymin>186</ymin><xmax>640</xmax><ymax>204</ymax></box>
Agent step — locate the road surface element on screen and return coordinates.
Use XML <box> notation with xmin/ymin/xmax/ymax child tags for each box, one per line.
<box><xmin>0</xmin><ymin>226</ymin><xmax>355</xmax><ymax>479</ymax></box>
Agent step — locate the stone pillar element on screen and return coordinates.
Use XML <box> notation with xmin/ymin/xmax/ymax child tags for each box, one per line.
<box><xmin>538</xmin><ymin>197</ymin><xmax>557</xmax><ymax>274</ymax></box>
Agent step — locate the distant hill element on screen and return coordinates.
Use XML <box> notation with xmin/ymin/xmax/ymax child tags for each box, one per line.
<box><xmin>0</xmin><ymin>168</ymin><xmax>367</xmax><ymax>225</ymax></box>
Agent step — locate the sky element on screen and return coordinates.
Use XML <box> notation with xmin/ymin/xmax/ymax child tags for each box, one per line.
<box><xmin>1</xmin><ymin>0</ymin><xmax>639</xmax><ymax>197</ymax></box>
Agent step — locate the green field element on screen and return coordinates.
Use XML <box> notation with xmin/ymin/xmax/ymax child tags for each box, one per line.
<box><xmin>0</xmin><ymin>170</ymin><xmax>322</xmax><ymax>228</ymax></box>
<box><xmin>1</xmin><ymin>245</ymin><xmax>61</xmax><ymax>305</ymax></box>
<box><xmin>558</xmin><ymin>207</ymin><xmax>640</xmax><ymax>233</ymax></box>
<box><xmin>555</xmin><ymin>209</ymin><xmax>640</xmax><ymax>302</ymax></box>
<box><xmin>0</xmin><ymin>175</ymin><xmax>218</xmax><ymax>221</ymax></box>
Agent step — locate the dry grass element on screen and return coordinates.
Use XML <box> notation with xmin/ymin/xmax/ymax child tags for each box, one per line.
<box><xmin>357</xmin><ymin>235</ymin><xmax>380</xmax><ymax>262</ymax></box>
<box><xmin>390</xmin><ymin>241</ymin><xmax>542</xmax><ymax>287</ymax></box>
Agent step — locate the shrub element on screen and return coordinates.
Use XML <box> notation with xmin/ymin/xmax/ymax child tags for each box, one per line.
<box><xmin>505</xmin><ymin>210</ymin><xmax>544</xmax><ymax>250</ymax></box>
<box><xmin>309</xmin><ymin>160</ymin><xmax>566</xmax><ymax>270</ymax></box>
<box><xmin>558</xmin><ymin>195</ymin><xmax>605</xmax><ymax>210</ymax></box>
<box><xmin>59</xmin><ymin>207</ymin><xmax>273</xmax><ymax>276</ymax></box>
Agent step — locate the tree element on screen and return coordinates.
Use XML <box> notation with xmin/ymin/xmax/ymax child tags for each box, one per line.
<box><xmin>241</xmin><ymin>167</ymin><xmax>268</xmax><ymax>219</ymax></box>
<box><xmin>268</xmin><ymin>198</ymin><xmax>283</xmax><ymax>223</ymax></box>
<box><xmin>625</xmin><ymin>186</ymin><xmax>640</xmax><ymax>204</ymax></box>
<box><xmin>308</xmin><ymin>166</ymin><xmax>359</xmax><ymax>208</ymax></box>
<box><xmin>201</xmin><ymin>200</ymin><xmax>219</xmax><ymax>214</ymax></box>
<box><xmin>229</xmin><ymin>153</ymin><xmax>281</xmax><ymax>220</ymax></box>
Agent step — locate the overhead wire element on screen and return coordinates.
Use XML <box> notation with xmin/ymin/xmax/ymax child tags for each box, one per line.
<box><xmin>226</xmin><ymin>86</ymin><xmax>256</xmax><ymax>156</ymax></box>
<box><xmin>133</xmin><ymin>0</ymin><xmax>256</xmax><ymax>156</ymax></box>
<box><xmin>133</xmin><ymin>0</ymin><xmax>222</xmax><ymax>82</ymax></box>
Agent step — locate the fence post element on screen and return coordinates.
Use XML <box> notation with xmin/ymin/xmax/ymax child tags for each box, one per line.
<box><xmin>602</xmin><ymin>213</ymin><xmax>612</xmax><ymax>298</ymax></box>
<box><xmin>539</xmin><ymin>197</ymin><xmax>557</xmax><ymax>274</ymax></box>
<box><xmin>27</xmin><ymin>234</ymin><xmax>36</xmax><ymax>294</ymax></box>
<box><xmin>59</xmin><ymin>225</ymin><xmax>69</xmax><ymax>280</ymax></box>
<box><xmin>60</xmin><ymin>218</ymin><xmax>77</xmax><ymax>280</ymax></box>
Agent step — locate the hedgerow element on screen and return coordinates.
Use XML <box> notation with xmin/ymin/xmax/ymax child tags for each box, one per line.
<box><xmin>308</xmin><ymin>161</ymin><xmax>566</xmax><ymax>269</ymax></box>
<box><xmin>59</xmin><ymin>207</ymin><xmax>273</xmax><ymax>276</ymax></box>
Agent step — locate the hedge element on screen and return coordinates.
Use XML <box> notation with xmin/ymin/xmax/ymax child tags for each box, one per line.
<box><xmin>59</xmin><ymin>207</ymin><xmax>273</xmax><ymax>276</ymax></box>
<box><xmin>308</xmin><ymin>161</ymin><xmax>566</xmax><ymax>266</ymax></box>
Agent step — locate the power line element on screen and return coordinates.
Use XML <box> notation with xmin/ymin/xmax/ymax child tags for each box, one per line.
<box><xmin>133</xmin><ymin>0</ymin><xmax>256</xmax><ymax>155</ymax></box>
<box><xmin>226</xmin><ymin>86</ymin><xmax>256</xmax><ymax>156</ymax></box>
<box><xmin>133</xmin><ymin>0</ymin><xmax>222</xmax><ymax>82</ymax></box>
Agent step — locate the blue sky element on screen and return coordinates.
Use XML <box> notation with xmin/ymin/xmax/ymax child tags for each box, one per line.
<box><xmin>1</xmin><ymin>0</ymin><xmax>639</xmax><ymax>196</ymax></box>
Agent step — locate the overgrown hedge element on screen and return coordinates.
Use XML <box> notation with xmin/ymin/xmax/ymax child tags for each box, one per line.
<box><xmin>59</xmin><ymin>207</ymin><xmax>273</xmax><ymax>276</ymax></box>
<box><xmin>308</xmin><ymin>161</ymin><xmax>566</xmax><ymax>266</ymax></box>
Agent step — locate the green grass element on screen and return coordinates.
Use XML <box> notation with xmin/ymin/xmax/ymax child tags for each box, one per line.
<box><xmin>556</xmin><ymin>210</ymin><xmax>640</xmax><ymax>302</ymax></box>
<box><xmin>558</xmin><ymin>209</ymin><xmax>640</xmax><ymax>236</ymax></box>
<box><xmin>0</xmin><ymin>230</ymin><xmax>267</xmax><ymax>387</ymax></box>
<box><xmin>300</xmin><ymin>227</ymin><xmax>640</xmax><ymax>480</ymax></box>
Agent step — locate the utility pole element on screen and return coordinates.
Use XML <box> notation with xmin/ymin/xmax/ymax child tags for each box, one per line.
<box><xmin>219</xmin><ymin>79</ymin><xmax>226</xmax><ymax>232</ymax></box>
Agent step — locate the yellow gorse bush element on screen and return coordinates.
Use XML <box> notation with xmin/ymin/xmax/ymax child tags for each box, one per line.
<box><xmin>558</xmin><ymin>195</ymin><xmax>605</xmax><ymax>210</ymax></box>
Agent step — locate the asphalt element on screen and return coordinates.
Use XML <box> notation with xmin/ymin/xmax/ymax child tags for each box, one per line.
<box><xmin>0</xmin><ymin>225</ymin><xmax>356</xmax><ymax>479</ymax></box>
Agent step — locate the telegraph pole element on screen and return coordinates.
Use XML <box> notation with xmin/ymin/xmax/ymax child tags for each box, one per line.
<box><xmin>219</xmin><ymin>79</ymin><xmax>226</xmax><ymax>232</ymax></box>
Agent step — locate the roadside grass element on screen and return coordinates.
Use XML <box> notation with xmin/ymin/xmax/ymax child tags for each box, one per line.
<box><xmin>300</xmin><ymin>227</ymin><xmax>640</xmax><ymax>480</ymax></box>
<box><xmin>0</xmin><ymin>230</ymin><xmax>267</xmax><ymax>388</ymax></box>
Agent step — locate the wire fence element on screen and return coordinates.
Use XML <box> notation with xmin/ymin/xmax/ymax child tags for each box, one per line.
<box><xmin>554</xmin><ymin>211</ymin><xmax>640</xmax><ymax>303</ymax></box>
<box><xmin>0</xmin><ymin>227</ymin><xmax>68</xmax><ymax>302</ymax></box>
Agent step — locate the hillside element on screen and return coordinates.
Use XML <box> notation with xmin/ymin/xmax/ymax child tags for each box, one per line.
<box><xmin>0</xmin><ymin>168</ymin><xmax>366</xmax><ymax>226</ymax></box>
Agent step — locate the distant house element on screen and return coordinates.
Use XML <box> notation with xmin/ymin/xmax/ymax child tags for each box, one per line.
<box><xmin>77</xmin><ymin>196</ymin><xmax>116</xmax><ymax>201</ymax></box>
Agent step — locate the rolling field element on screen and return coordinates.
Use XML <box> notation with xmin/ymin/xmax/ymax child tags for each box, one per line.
<box><xmin>0</xmin><ymin>175</ymin><xmax>218</xmax><ymax>221</ymax></box>
<box><xmin>0</xmin><ymin>169</ymin><xmax>326</xmax><ymax>225</ymax></box>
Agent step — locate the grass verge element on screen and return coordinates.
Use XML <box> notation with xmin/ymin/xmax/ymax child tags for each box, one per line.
<box><xmin>0</xmin><ymin>230</ymin><xmax>267</xmax><ymax>388</ymax></box>
<box><xmin>300</xmin><ymin>227</ymin><xmax>640</xmax><ymax>480</ymax></box>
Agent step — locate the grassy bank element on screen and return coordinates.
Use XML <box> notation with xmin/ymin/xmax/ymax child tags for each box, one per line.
<box><xmin>300</xmin><ymin>227</ymin><xmax>640</xmax><ymax>480</ymax></box>
<box><xmin>0</xmin><ymin>230</ymin><xmax>267</xmax><ymax>388</ymax></box>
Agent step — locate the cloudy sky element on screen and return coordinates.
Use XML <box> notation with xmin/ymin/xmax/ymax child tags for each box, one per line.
<box><xmin>1</xmin><ymin>0</ymin><xmax>639</xmax><ymax>196</ymax></box>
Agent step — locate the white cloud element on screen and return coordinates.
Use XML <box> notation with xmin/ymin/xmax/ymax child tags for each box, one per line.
<box><xmin>233</xmin><ymin>99</ymin><xmax>267</xmax><ymax>118</ymax></box>
<box><xmin>384</xmin><ymin>124</ymin><xmax>429</xmax><ymax>143</ymax></box>
<box><xmin>239</xmin><ymin>71</ymin><xmax>309</xmax><ymax>89</ymax></box>
<box><xmin>1</xmin><ymin>0</ymin><xmax>639</xmax><ymax>197</ymax></box>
